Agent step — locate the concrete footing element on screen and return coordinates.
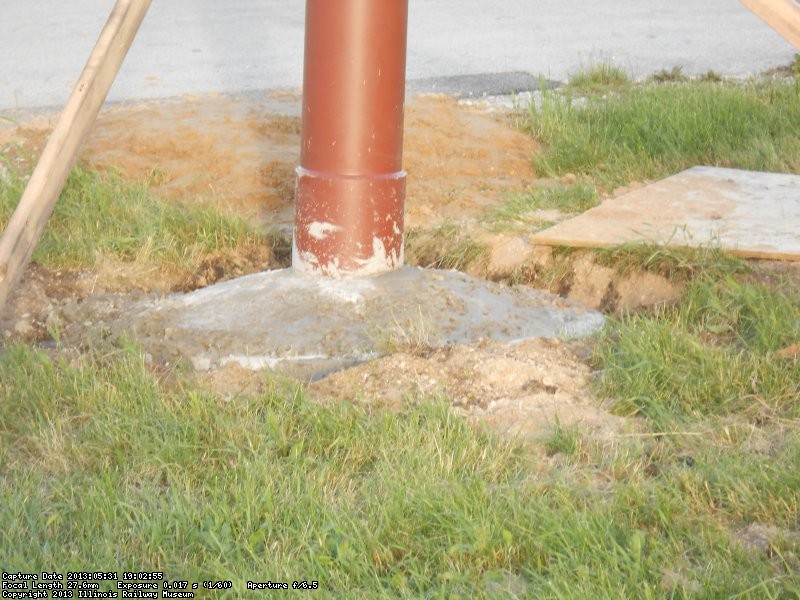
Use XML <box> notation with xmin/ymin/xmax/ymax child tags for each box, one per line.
<box><xmin>121</xmin><ymin>267</ymin><xmax>604</xmax><ymax>380</ymax></box>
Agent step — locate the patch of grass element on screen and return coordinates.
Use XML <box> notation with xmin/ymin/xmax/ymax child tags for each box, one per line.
<box><xmin>700</xmin><ymin>69</ymin><xmax>724</xmax><ymax>83</ymax></box>
<box><xmin>0</xmin><ymin>165</ymin><xmax>265</xmax><ymax>281</ymax></box>
<box><xmin>405</xmin><ymin>223</ymin><xmax>488</xmax><ymax>271</ymax></box>
<box><xmin>649</xmin><ymin>66</ymin><xmax>689</xmax><ymax>83</ymax></box>
<box><xmin>568</xmin><ymin>63</ymin><xmax>632</xmax><ymax>93</ymax></box>
<box><xmin>487</xmin><ymin>182</ymin><xmax>597</xmax><ymax>231</ymax></box>
<box><xmin>544</xmin><ymin>421</ymin><xmax>582</xmax><ymax>457</ymax></box>
<box><xmin>577</xmin><ymin>426</ymin><xmax>800</xmax><ymax>589</ymax></box>
<box><xmin>596</xmin><ymin>275</ymin><xmax>800</xmax><ymax>421</ymax></box>
<box><xmin>2</xmin><ymin>343</ymin><xmax>799</xmax><ymax>597</ymax></box>
<box><xmin>370</xmin><ymin>307</ymin><xmax>436</xmax><ymax>357</ymax></box>
<box><xmin>595</xmin><ymin>240</ymin><xmax>748</xmax><ymax>281</ymax></box>
<box><xmin>527</xmin><ymin>77</ymin><xmax>800</xmax><ymax>188</ymax></box>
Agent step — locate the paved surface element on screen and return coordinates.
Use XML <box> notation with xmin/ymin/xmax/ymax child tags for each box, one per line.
<box><xmin>1</xmin><ymin>0</ymin><xmax>796</xmax><ymax>110</ymax></box>
<box><xmin>531</xmin><ymin>167</ymin><xmax>800</xmax><ymax>261</ymax></box>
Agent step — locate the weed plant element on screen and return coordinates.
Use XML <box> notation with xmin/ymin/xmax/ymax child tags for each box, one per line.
<box><xmin>567</xmin><ymin>64</ymin><xmax>632</xmax><ymax>94</ymax></box>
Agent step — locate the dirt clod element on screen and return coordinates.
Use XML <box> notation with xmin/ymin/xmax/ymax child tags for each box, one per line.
<box><xmin>567</xmin><ymin>253</ymin><xmax>616</xmax><ymax>309</ymax></box>
<box><xmin>484</xmin><ymin>234</ymin><xmax>535</xmax><ymax>278</ymax></box>
<box><xmin>613</xmin><ymin>271</ymin><xmax>683</xmax><ymax>314</ymax></box>
<box><xmin>736</xmin><ymin>523</ymin><xmax>800</xmax><ymax>556</ymax></box>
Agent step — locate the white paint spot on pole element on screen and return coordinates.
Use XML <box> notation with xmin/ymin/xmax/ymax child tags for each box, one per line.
<box><xmin>307</xmin><ymin>221</ymin><xmax>343</xmax><ymax>240</ymax></box>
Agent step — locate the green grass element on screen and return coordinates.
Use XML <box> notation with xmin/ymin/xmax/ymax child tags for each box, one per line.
<box><xmin>487</xmin><ymin>182</ymin><xmax>598</xmax><ymax>231</ymax></box>
<box><xmin>405</xmin><ymin>223</ymin><xmax>488</xmax><ymax>271</ymax></box>
<box><xmin>595</xmin><ymin>241</ymin><xmax>749</xmax><ymax>281</ymax></box>
<box><xmin>699</xmin><ymin>70</ymin><xmax>725</xmax><ymax>83</ymax></box>
<box><xmin>0</xmin><ymin>164</ymin><xmax>264</xmax><ymax>278</ymax></box>
<box><xmin>586</xmin><ymin>273</ymin><xmax>800</xmax><ymax>595</ymax></box>
<box><xmin>2</xmin><ymin>342</ymin><xmax>799</xmax><ymax>597</ymax></box>
<box><xmin>543</xmin><ymin>421</ymin><xmax>582</xmax><ymax>458</ymax></box>
<box><xmin>596</xmin><ymin>275</ymin><xmax>800</xmax><ymax>421</ymax></box>
<box><xmin>649</xmin><ymin>66</ymin><xmax>689</xmax><ymax>84</ymax></box>
<box><xmin>527</xmin><ymin>77</ymin><xmax>800</xmax><ymax>189</ymax></box>
<box><xmin>568</xmin><ymin>63</ymin><xmax>632</xmax><ymax>94</ymax></box>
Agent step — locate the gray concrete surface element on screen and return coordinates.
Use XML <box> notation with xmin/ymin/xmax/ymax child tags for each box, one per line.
<box><xmin>1</xmin><ymin>0</ymin><xmax>796</xmax><ymax>110</ymax></box>
<box><xmin>121</xmin><ymin>267</ymin><xmax>604</xmax><ymax>378</ymax></box>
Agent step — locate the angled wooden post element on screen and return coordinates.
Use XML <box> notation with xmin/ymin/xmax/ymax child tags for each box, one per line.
<box><xmin>740</xmin><ymin>0</ymin><xmax>800</xmax><ymax>48</ymax></box>
<box><xmin>0</xmin><ymin>0</ymin><xmax>152</xmax><ymax>313</ymax></box>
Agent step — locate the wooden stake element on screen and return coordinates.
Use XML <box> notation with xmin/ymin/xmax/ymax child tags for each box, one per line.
<box><xmin>0</xmin><ymin>0</ymin><xmax>152</xmax><ymax>313</ymax></box>
<box><xmin>740</xmin><ymin>0</ymin><xmax>800</xmax><ymax>49</ymax></box>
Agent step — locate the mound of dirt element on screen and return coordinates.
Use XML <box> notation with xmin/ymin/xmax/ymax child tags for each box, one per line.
<box><xmin>403</xmin><ymin>94</ymin><xmax>537</xmax><ymax>227</ymax></box>
<box><xmin>1</xmin><ymin>92</ymin><xmax>537</xmax><ymax>234</ymax></box>
<box><xmin>311</xmin><ymin>337</ymin><xmax>631</xmax><ymax>441</ymax></box>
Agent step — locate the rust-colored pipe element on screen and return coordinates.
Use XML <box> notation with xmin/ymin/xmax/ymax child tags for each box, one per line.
<box><xmin>293</xmin><ymin>0</ymin><xmax>409</xmax><ymax>277</ymax></box>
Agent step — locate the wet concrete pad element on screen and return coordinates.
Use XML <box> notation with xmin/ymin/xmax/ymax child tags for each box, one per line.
<box><xmin>530</xmin><ymin>167</ymin><xmax>800</xmax><ymax>260</ymax></box>
<box><xmin>120</xmin><ymin>267</ymin><xmax>604</xmax><ymax>378</ymax></box>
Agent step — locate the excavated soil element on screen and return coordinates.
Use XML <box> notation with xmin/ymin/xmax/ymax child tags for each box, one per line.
<box><xmin>1</xmin><ymin>91</ymin><xmax>643</xmax><ymax>441</ymax></box>
<box><xmin>310</xmin><ymin>337</ymin><xmax>632</xmax><ymax>441</ymax></box>
<box><xmin>1</xmin><ymin>92</ymin><xmax>538</xmax><ymax>231</ymax></box>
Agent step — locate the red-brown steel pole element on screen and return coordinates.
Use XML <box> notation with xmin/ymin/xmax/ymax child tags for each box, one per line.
<box><xmin>293</xmin><ymin>0</ymin><xmax>409</xmax><ymax>277</ymax></box>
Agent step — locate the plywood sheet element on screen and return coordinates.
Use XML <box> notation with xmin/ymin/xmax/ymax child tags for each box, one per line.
<box><xmin>530</xmin><ymin>167</ymin><xmax>800</xmax><ymax>260</ymax></box>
